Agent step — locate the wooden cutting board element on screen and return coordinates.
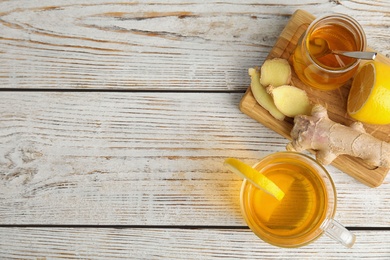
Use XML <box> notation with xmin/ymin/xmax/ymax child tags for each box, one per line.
<box><xmin>240</xmin><ymin>9</ymin><xmax>390</xmax><ymax>187</ymax></box>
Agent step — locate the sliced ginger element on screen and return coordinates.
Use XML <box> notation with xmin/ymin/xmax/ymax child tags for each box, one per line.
<box><xmin>249</xmin><ymin>58</ymin><xmax>312</xmax><ymax>120</ymax></box>
<box><xmin>260</xmin><ymin>58</ymin><xmax>291</xmax><ymax>87</ymax></box>
<box><xmin>248</xmin><ymin>67</ymin><xmax>285</xmax><ymax>121</ymax></box>
<box><xmin>267</xmin><ymin>85</ymin><xmax>312</xmax><ymax>118</ymax></box>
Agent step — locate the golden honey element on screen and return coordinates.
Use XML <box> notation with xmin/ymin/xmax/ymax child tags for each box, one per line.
<box><xmin>292</xmin><ymin>14</ymin><xmax>366</xmax><ymax>90</ymax></box>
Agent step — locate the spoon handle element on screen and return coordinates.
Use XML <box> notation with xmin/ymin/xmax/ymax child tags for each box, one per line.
<box><xmin>333</xmin><ymin>51</ymin><xmax>377</xmax><ymax>60</ymax></box>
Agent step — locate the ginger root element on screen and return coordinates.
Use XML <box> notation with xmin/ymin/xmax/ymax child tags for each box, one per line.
<box><xmin>267</xmin><ymin>85</ymin><xmax>312</xmax><ymax>118</ymax></box>
<box><xmin>249</xmin><ymin>67</ymin><xmax>285</xmax><ymax>121</ymax></box>
<box><xmin>249</xmin><ymin>58</ymin><xmax>312</xmax><ymax>120</ymax></box>
<box><xmin>287</xmin><ymin>104</ymin><xmax>390</xmax><ymax>168</ymax></box>
<box><xmin>260</xmin><ymin>58</ymin><xmax>291</xmax><ymax>87</ymax></box>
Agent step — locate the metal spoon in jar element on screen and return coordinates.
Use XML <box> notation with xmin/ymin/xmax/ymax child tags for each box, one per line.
<box><xmin>310</xmin><ymin>37</ymin><xmax>377</xmax><ymax>60</ymax></box>
<box><xmin>332</xmin><ymin>50</ymin><xmax>377</xmax><ymax>60</ymax></box>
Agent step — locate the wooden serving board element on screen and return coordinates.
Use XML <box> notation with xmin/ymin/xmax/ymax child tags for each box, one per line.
<box><xmin>240</xmin><ymin>9</ymin><xmax>390</xmax><ymax>187</ymax></box>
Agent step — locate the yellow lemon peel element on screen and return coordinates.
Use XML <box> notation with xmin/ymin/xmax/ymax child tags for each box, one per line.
<box><xmin>224</xmin><ymin>158</ymin><xmax>285</xmax><ymax>201</ymax></box>
<box><xmin>347</xmin><ymin>61</ymin><xmax>390</xmax><ymax>125</ymax></box>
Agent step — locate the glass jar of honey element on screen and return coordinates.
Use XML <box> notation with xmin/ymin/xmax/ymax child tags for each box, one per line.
<box><xmin>292</xmin><ymin>14</ymin><xmax>366</xmax><ymax>90</ymax></box>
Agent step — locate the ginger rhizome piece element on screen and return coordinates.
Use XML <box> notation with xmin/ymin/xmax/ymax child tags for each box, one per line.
<box><xmin>267</xmin><ymin>85</ymin><xmax>312</xmax><ymax>118</ymax></box>
<box><xmin>248</xmin><ymin>67</ymin><xmax>285</xmax><ymax>121</ymax></box>
<box><xmin>260</xmin><ymin>58</ymin><xmax>291</xmax><ymax>87</ymax></box>
<box><xmin>287</xmin><ymin>104</ymin><xmax>390</xmax><ymax>168</ymax></box>
<box><xmin>249</xmin><ymin>58</ymin><xmax>313</xmax><ymax>120</ymax></box>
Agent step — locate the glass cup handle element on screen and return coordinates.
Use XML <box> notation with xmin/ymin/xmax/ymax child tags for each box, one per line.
<box><xmin>324</xmin><ymin>219</ymin><xmax>356</xmax><ymax>248</ymax></box>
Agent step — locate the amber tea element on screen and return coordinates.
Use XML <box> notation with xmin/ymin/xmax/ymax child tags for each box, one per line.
<box><xmin>240</xmin><ymin>152</ymin><xmax>355</xmax><ymax>248</ymax></box>
<box><xmin>292</xmin><ymin>14</ymin><xmax>366</xmax><ymax>90</ymax></box>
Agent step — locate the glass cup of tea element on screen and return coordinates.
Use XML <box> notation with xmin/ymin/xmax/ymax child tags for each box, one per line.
<box><xmin>240</xmin><ymin>152</ymin><xmax>356</xmax><ymax>248</ymax></box>
<box><xmin>292</xmin><ymin>13</ymin><xmax>366</xmax><ymax>91</ymax></box>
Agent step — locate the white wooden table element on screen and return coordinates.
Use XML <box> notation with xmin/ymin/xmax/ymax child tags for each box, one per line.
<box><xmin>1</xmin><ymin>1</ymin><xmax>390</xmax><ymax>259</ymax></box>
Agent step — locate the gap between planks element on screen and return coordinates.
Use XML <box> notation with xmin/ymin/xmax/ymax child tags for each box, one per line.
<box><xmin>0</xmin><ymin>225</ymin><xmax>389</xmax><ymax>231</ymax></box>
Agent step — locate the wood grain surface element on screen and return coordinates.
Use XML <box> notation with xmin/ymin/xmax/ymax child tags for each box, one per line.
<box><xmin>1</xmin><ymin>0</ymin><xmax>389</xmax><ymax>91</ymax></box>
<box><xmin>1</xmin><ymin>228</ymin><xmax>389</xmax><ymax>259</ymax></box>
<box><xmin>1</xmin><ymin>92</ymin><xmax>390</xmax><ymax>227</ymax></box>
<box><xmin>1</xmin><ymin>0</ymin><xmax>390</xmax><ymax>259</ymax></box>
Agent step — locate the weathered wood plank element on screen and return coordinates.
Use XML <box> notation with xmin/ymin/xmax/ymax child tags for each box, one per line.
<box><xmin>0</xmin><ymin>227</ymin><xmax>389</xmax><ymax>259</ymax></box>
<box><xmin>0</xmin><ymin>0</ymin><xmax>389</xmax><ymax>90</ymax></box>
<box><xmin>1</xmin><ymin>92</ymin><xmax>389</xmax><ymax>226</ymax></box>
